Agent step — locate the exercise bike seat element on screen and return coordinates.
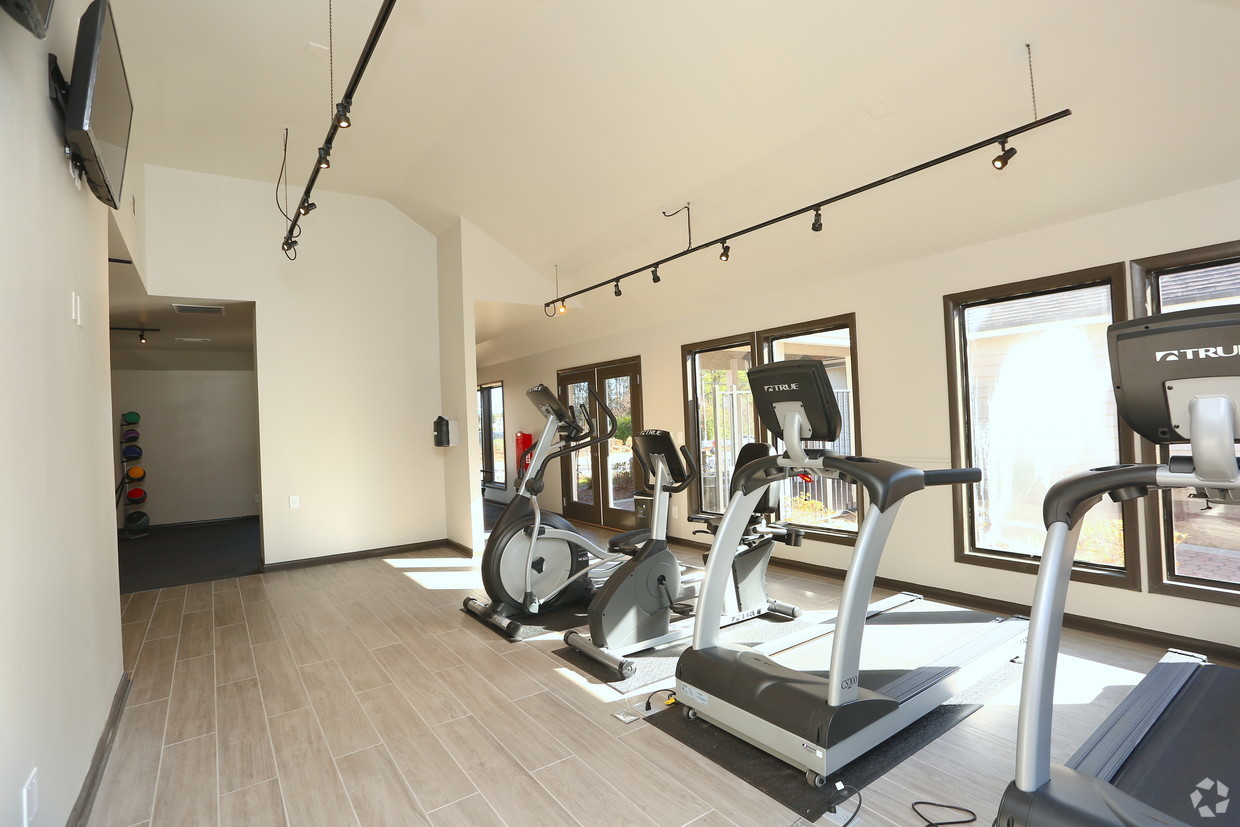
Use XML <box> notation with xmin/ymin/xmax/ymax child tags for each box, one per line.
<box><xmin>607</xmin><ymin>528</ymin><xmax>650</xmax><ymax>556</ymax></box>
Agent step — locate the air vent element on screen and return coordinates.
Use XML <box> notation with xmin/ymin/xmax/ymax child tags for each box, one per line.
<box><xmin>174</xmin><ymin>338</ymin><xmax>212</xmax><ymax>343</ymax></box>
<box><xmin>172</xmin><ymin>304</ymin><xmax>225</xmax><ymax>315</ymax></box>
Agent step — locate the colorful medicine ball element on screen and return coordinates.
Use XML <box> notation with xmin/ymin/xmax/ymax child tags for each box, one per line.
<box><xmin>121</xmin><ymin>411</ymin><xmax>140</xmax><ymax>425</ymax></box>
<box><xmin>124</xmin><ymin>511</ymin><xmax>150</xmax><ymax>531</ymax></box>
<box><xmin>121</xmin><ymin>445</ymin><xmax>143</xmax><ymax>461</ymax></box>
<box><xmin>121</xmin><ymin>429</ymin><xmax>140</xmax><ymax>443</ymax></box>
<box><xmin>126</xmin><ymin>488</ymin><xmax>147</xmax><ymax>505</ymax></box>
<box><xmin>125</xmin><ymin>467</ymin><xmax>146</xmax><ymax>482</ymax></box>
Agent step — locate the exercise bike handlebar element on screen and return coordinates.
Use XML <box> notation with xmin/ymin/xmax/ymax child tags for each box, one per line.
<box><xmin>667</xmin><ymin>445</ymin><xmax>698</xmax><ymax>494</ymax></box>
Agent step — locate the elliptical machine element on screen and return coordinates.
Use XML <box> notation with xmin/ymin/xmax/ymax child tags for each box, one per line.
<box><xmin>563</xmin><ymin>430</ymin><xmax>802</xmax><ymax>679</ymax></box>
<box><xmin>464</xmin><ymin>383</ymin><xmax>649</xmax><ymax>639</ymax></box>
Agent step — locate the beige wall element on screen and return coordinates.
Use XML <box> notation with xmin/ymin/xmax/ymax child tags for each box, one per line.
<box><xmin>111</xmin><ymin>370</ymin><xmax>261</xmax><ymax>527</ymax></box>
<box><xmin>141</xmin><ymin>165</ymin><xmax>446</xmax><ymax>565</ymax></box>
<box><xmin>1</xmin><ymin>3</ymin><xmax>127</xmax><ymax>823</ymax></box>
<box><xmin>479</xmin><ymin>178</ymin><xmax>1240</xmax><ymax>649</ymax></box>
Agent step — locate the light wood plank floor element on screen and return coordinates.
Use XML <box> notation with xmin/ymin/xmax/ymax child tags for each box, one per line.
<box><xmin>97</xmin><ymin>539</ymin><xmax>1164</xmax><ymax>827</ymax></box>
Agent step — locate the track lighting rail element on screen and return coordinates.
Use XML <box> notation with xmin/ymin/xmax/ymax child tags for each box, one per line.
<box><xmin>545</xmin><ymin>108</ymin><xmax>1071</xmax><ymax>312</ymax></box>
<box><xmin>281</xmin><ymin>0</ymin><xmax>398</xmax><ymax>254</ymax></box>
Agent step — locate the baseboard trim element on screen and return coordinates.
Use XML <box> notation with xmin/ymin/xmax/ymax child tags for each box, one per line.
<box><xmin>669</xmin><ymin>534</ymin><xmax>712</xmax><ymax>552</ymax></box>
<box><xmin>148</xmin><ymin>515</ymin><xmax>260</xmax><ymax>530</ymax></box>
<box><xmin>770</xmin><ymin>557</ymin><xmax>1240</xmax><ymax>665</ymax></box>
<box><xmin>262</xmin><ymin>538</ymin><xmax>470</xmax><ymax>572</ymax></box>
<box><xmin>68</xmin><ymin>673</ymin><xmax>131</xmax><ymax>827</ymax></box>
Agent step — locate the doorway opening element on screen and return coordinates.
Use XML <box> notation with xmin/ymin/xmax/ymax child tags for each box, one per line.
<box><xmin>108</xmin><ymin>250</ymin><xmax>262</xmax><ymax>592</ymax></box>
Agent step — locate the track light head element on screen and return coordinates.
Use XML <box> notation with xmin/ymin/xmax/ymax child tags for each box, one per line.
<box><xmin>335</xmin><ymin>102</ymin><xmax>351</xmax><ymax>128</ymax></box>
<box><xmin>299</xmin><ymin>201</ymin><xmax>317</xmax><ymax>216</ymax></box>
<box><xmin>281</xmin><ymin>238</ymin><xmax>298</xmax><ymax>252</ymax></box>
<box><xmin>138</xmin><ymin>331</ymin><xmax>147</xmax><ymax>344</ymax></box>
<box><xmin>811</xmin><ymin>208</ymin><xmax>823</xmax><ymax>233</ymax></box>
<box><xmin>651</xmin><ymin>266</ymin><xmax>661</xmax><ymax>284</ymax></box>
<box><xmin>992</xmin><ymin>139</ymin><xmax>1017</xmax><ymax>170</ymax></box>
<box><xmin>318</xmin><ymin>147</ymin><xmax>331</xmax><ymax>169</ymax></box>
<box><xmin>719</xmin><ymin>242</ymin><xmax>730</xmax><ymax>262</ymax></box>
<box><xmin>558</xmin><ymin>301</ymin><xmax>567</xmax><ymax>314</ymax></box>
<box><xmin>613</xmin><ymin>280</ymin><xmax>622</xmax><ymax>297</ymax></box>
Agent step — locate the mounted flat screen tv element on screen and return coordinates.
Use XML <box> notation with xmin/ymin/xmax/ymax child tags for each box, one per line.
<box><xmin>0</xmin><ymin>0</ymin><xmax>53</xmax><ymax>38</ymax></box>
<box><xmin>63</xmin><ymin>0</ymin><xmax>132</xmax><ymax>209</ymax></box>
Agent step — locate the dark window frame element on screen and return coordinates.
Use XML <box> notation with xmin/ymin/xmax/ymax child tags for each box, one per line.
<box><xmin>1133</xmin><ymin>240</ymin><xmax>1240</xmax><ymax>607</ymax></box>
<box><xmin>755</xmin><ymin>313</ymin><xmax>863</xmax><ymax>545</ymax></box>
<box><xmin>944</xmin><ymin>263</ymin><xmax>1141</xmax><ymax>590</ymax></box>
<box><xmin>682</xmin><ymin>332</ymin><xmax>759</xmax><ymax>517</ymax></box>
<box><xmin>478</xmin><ymin>381</ymin><xmax>506</xmax><ymax>490</ymax></box>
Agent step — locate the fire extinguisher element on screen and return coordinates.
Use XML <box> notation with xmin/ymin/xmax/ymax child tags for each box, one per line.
<box><xmin>515</xmin><ymin>432</ymin><xmax>535</xmax><ymax>474</ymax></box>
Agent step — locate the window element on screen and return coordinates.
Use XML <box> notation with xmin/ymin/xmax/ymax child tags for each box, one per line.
<box><xmin>478</xmin><ymin>382</ymin><xmax>505</xmax><ymax>488</ymax></box>
<box><xmin>1137</xmin><ymin>243</ymin><xmax>1240</xmax><ymax>603</ymax></box>
<box><xmin>946</xmin><ymin>265</ymin><xmax>1140</xmax><ymax>588</ymax></box>
<box><xmin>683</xmin><ymin>336</ymin><xmax>757</xmax><ymax>514</ymax></box>
<box><xmin>759</xmin><ymin>316</ymin><xmax>861</xmax><ymax>537</ymax></box>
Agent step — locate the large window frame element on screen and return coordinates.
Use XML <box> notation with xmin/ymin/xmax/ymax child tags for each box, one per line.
<box><xmin>682</xmin><ymin>333</ymin><xmax>759</xmax><ymax>519</ymax></box>
<box><xmin>682</xmin><ymin>314</ymin><xmax>862</xmax><ymax>545</ymax></box>
<box><xmin>756</xmin><ymin>314</ymin><xmax>863</xmax><ymax>544</ymax></box>
<box><xmin>1133</xmin><ymin>240</ymin><xmax>1240</xmax><ymax>607</ymax></box>
<box><xmin>944</xmin><ymin>263</ymin><xmax>1142</xmax><ymax>590</ymax></box>
<box><xmin>478</xmin><ymin>381</ymin><xmax>506</xmax><ymax>490</ymax></box>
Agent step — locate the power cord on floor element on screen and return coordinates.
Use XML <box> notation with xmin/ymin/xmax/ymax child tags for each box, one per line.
<box><xmin>910</xmin><ymin>800</ymin><xmax>977</xmax><ymax>826</ymax></box>
<box><xmin>644</xmin><ymin>689</ymin><xmax>676</xmax><ymax>711</ymax></box>
<box><xmin>825</xmin><ymin>783</ymin><xmax>862</xmax><ymax>826</ymax></box>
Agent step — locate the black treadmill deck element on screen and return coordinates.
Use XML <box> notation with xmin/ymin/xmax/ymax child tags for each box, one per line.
<box><xmin>1110</xmin><ymin>665</ymin><xmax>1240</xmax><ymax>822</ymax></box>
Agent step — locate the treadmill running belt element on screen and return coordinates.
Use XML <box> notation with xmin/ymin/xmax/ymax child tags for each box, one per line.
<box><xmin>1110</xmin><ymin>665</ymin><xmax>1240</xmax><ymax>822</ymax></box>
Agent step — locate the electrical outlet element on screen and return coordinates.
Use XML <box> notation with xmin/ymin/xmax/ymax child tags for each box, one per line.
<box><xmin>22</xmin><ymin>767</ymin><xmax>38</xmax><ymax>826</ymax></box>
<box><xmin>254</xmin><ymin>494</ymin><xmax>260</xmax><ymax>504</ymax></box>
<box><xmin>289</xmin><ymin>495</ymin><xmax>299</xmax><ymax>509</ymax></box>
<box><xmin>671</xmin><ymin>506</ymin><xmax>679</xmax><ymax>519</ymax></box>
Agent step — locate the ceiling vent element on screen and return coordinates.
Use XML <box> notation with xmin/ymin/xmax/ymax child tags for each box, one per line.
<box><xmin>174</xmin><ymin>337</ymin><xmax>212</xmax><ymax>343</ymax></box>
<box><xmin>172</xmin><ymin>303</ymin><xmax>226</xmax><ymax>315</ymax></box>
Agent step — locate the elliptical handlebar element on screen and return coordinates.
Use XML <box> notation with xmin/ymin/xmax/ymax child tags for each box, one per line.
<box><xmin>539</xmin><ymin>385</ymin><xmax>617</xmax><ymax>468</ymax></box>
<box><xmin>668</xmin><ymin>445</ymin><xmax>698</xmax><ymax>494</ymax></box>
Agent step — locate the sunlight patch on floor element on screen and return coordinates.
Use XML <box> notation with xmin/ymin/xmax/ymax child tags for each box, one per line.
<box><xmin>987</xmin><ymin>653</ymin><xmax>1145</xmax><ymax>708</ymax></box>
<box><xmin>382</xmin><ymin>556</ymin><xmax>479</xmax><ymax>570</ymax></box>
<box><xmin>402</xmin><ymin>570</ymin><xmax>484</xmax><ymax>590</ymax></box>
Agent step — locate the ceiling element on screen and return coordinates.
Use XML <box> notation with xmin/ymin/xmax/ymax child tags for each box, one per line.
<box><xmin>110</xmin><ymin>0</ymin><xmax>1240</xmax><ymax>350</ymax></box>
<box><xmin>108</xmin><ymin>219</ymin><xmax>255</xmax><ymax>359</ymax></box>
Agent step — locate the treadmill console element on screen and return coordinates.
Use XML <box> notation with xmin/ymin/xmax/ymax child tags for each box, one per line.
<box><xmin>1109</xmin><ymin>305</ymin><xmax>1240</xmax><ymax>444</ymax></box>
<box><xmin>631</xmin><ymin>429</ymin><xmax>690</xmax><ymax>484</ymax></box>
<box><xmin>748</xmin><ymin>360</ymin><xmax>842</xmax><ymax>443</ymax></box>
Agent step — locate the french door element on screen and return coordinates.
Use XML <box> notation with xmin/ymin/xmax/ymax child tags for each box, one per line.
<box><xmin>558</xmin><ymin>357</ymin><xmax>643</xmax><ymax>531</ymax></box>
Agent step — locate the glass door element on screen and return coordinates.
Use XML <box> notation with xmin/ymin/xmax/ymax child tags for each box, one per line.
<box><xmin>559</xmin><ymin>370</ymin><xmax>601</xmax><ymax>525</ymax></box>
<box><xmin>558</xmin><ymin>358</ymin><xmax>643</xmax><ymax>530</ymax></box>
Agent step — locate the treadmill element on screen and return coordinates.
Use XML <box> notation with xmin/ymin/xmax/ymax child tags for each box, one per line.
<box><xmin>998</xmin><ymin>304</ymin><xmax>1240</xmax><ymax>826</ymax></box>
<box><xmin>675</xmin><ymin>359</ymin><xmax>1029</xmax><ymax>786</ymax></box>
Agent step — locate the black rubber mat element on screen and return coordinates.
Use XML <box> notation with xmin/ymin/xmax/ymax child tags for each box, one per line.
<box><xmin>647</xmin><ymin>661</ymin><xmax>1020</xmax><ymax>821</ymax></box>
<box><xmin>118</xmin><ymin>517</ymin><xmax>261</xmax><ymax>593</ymax></box>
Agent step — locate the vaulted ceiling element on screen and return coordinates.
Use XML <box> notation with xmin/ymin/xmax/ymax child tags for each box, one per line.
<box><xmin>113</xmin><ymin>0</ymin><xmax>1240</xmax><ymax>349</ymax></box>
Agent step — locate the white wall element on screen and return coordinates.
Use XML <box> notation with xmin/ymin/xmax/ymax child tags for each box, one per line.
<box><xmin>141</xmin><ymin>165</ymin><xmax>446</xmax><ymax>565</ymax></box>
<box><xmin>479</xmin><ymin>178</ymin><xmax>1240</xmax><ymax>649</ymax></box>
<box><xmin>0</xmin><ymin>4</ymin><xmax>127</xmax><ymax>824</ymax></box>
<box><xmin>111</xmin><ymin>369</ymin><xmax>260</xmax><ymax>526</ymax></box>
